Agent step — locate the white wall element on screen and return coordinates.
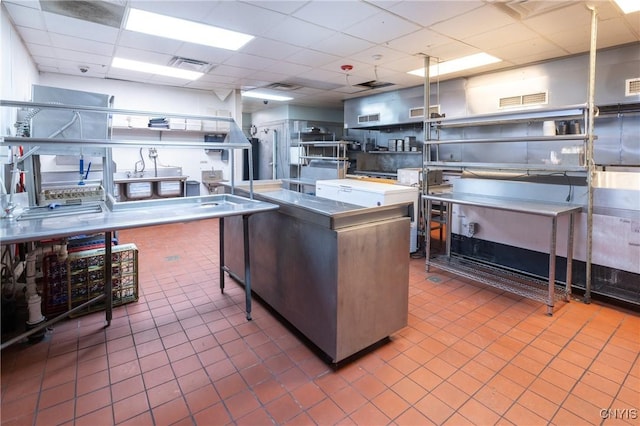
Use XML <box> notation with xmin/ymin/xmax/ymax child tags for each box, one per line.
<box><xmin>1</xmin><ymin>6</ymin><xmax>39</xmax><ymax>138</ymax></box>
<box><xmin>37</xmin><ymin>74</ymin><xmax>243</xmax><ymax>190</ymax></box>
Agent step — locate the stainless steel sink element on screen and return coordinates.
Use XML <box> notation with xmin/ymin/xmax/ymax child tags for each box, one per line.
<box><xmin>17</xmin><ymin>203</ymin><xmax>103</xmax><ymax>221</ymax></box>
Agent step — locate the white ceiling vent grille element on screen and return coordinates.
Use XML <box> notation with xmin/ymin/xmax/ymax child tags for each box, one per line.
<box><xmin>625</xmin><ymin>78</ymin><xmax>640</xmax><ymax>96</ymax></box>
<box><xmin>265</xmin><ymin>82</ymin><xmax>302</xmax><ymax>91</ymax></box>
<box><xmin>357</xmin><ymin>113</ymin><xmax>380</xmax><ymax>124</ymax></box>
<box><xmin>167</xmin><ymin>57</ymin><xmax>213</xmax><ymax>73</ymax></box>
<box><xmin>499</xmin><ymin>92</ymin><xmax>548</xmax><ymax>108</ymax></box>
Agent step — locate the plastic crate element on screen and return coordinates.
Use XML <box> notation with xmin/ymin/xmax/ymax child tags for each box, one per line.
<box><xmin>67</xmin><ymin>244</ymin><xmax>138</xmax><ymax>317</ymax></box>
<box><xmin>42</xmin><ymin>253</ymin><xmax>69</xmax><ymax>317</ymax></box>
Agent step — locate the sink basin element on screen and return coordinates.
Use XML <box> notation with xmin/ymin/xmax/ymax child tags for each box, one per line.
<box><xmin>114</xmin><ymin>167</ymin><xmax>184</xmax><ymax>180</ymax></box>
<box><xmin>17</xmin><ymin>203</ymin><xmax>103</xmax><ymax>221</ymax></box>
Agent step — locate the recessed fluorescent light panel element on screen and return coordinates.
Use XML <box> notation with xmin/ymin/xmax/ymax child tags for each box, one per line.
<box><xmin>112</xmin><ymin>57</ymin><xmax>204</xmax><ymax>80</ymax></box>
<box><xmin>241</xmin><ymin>92</ymin><xmax>293</xmax><ymax>101</ymax></box>
<box><xmin>613</xmin><ymin>0</ymin><xmax>640</xmax><ymax>13</ymax></box>
<box><xmin>409</xmin><ymin>53</ymin><xmax>502</xmax><ymax>78</ymax></box>
<box><xmin>125</xmin><ymin>8</ymin><xmax>254</xmax><ymax>51</ymax></box>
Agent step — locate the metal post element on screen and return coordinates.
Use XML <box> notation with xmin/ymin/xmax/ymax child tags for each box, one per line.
<box><xmin>219</xmin><ymin>217</ymin><xmax>225</xmax><ymax>293</ymax></box>
<box><xmin>566</xmin><ymin>213</ymin><xmax>575</xmax><ymax>301</ymax></box>
<box><xmin>242</xmin><ymin>215</ymin><xmax>252</xmax><ymax>321</ymax></box>
<box><xmin>585</xmin><ymin>6</ymin><xmax>598</xmax><ymax>304</ymax></box>
<box><xmin>547</xmin><ymin>218</ymin><xmax>558</xmax><ymax>316</ymax></box>
<box><xmin>104</xmin><ymin>231</ymin><xmax>112</xmax><ymax>327</ymax></box>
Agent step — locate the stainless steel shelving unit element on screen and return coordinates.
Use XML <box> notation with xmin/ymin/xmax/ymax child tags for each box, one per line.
<box><xmin>422</xmin><ymin>104</ymin><xmax>593</xmax><ymax>315</ymax></box>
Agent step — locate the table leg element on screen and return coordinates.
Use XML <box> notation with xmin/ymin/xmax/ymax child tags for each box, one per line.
<box><xmin>565</xmin><ymin>213</ymin><xmax>575</xmax><ymax>301</ymax></box>
<box><xmin>104</xmin><ymin>231</ymin><xmax>112</xmax><ymax>327</ymax></box>
<box><xmin>219</xmin><ymin>217</ymin><xmax>225</xmax><ymax>293</ymax></box>
<box><xmin>425</xmin><ymin>199</ymin><xmax>433</xmax><ymax>272</ymax></box>
<box><xmin>243</xmin><ymin>215</ymin><xmax>252</xmax><ymax>321</ymax></box>
<box><xmin>547</xmin><ymin>217</ymin><xmax>558</xmax><ymax>316</ymax></box>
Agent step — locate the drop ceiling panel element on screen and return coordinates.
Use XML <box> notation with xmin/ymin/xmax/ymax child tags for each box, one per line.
<box><xmin>463</xmin><ymin>23</ymin><xmax>539</xmax><ymax>51</ymax></box>
<box><xmin>344</xmin><ymin>11</ymin><xmax>422</xmax><ymax>44</ymax></box>
<box><xmin>244</xmin><ymin>0</ymin><xmax>307</xmax><ymax>15</ymax></box>
<box><xmin>117</xmin><ymin>31</ymin><xmax>183</xmax><ymax>55</ymax></box>
<box><xmin>49</xmin><ymin>33</ymin><xmax>115</xmax><ymax>57</ymax></box>
<box><xmin>430</xmin><ymin>5</ymin><xmax>517</xmax><ymax>40</ymax></box>
<box><xmin>54</xmin><ymin>49</ymin><xmax>111</xmax><ymax>67</ymax></box>
<box><xmin>28</xmin><ymin>44</ymin><xmax>56</xmax><ymax>60</ymax></box>
<box><xmin>385</xmin><ymin>28</ymin><xmax>455</xmax><ymax>55</ymax></box>
<box><xmin>264</xmin><ymin>61</ymin><xmax>312</xmax><ymax>77</ymax></box>
<box><xmin>202</xmin><ymin>1</ymin><xmax>289</xmax><ymax>37</ymax></box>
<box><xmin>42</xmin><ymin>11</ymin><xmax>119</xmax><ymax>43</ymax></box>
<box><xmin>3</xmin><ymin>2</ymin><xmax>46</xmax><ymax>30</ymax></box>
<box><xmin>241</xmin><ymin>38</ymin><xmax>303</xmax><ymax>61</ymax></box>
<box><xmin>262</xmin><ymin>17</ymin><xmax>335</xmax><ymax>47</ymax></box>
<box><xmin>312</xmin><ymin>33</ymin><xmax>374</xmax><ymax>57</ymax></box>
<box><xmin>284</xmin><ymin>50</ymin><xmax>340</xmax><ymax>68</ymax></box>
<box><xmin>385</xmin><ymin>0</ymin><xmax>483</xmax><ymax>27</ymax></box>
<box><xmin>15</xmin><ymin>27</ymin><xmax>51</xmax><ymax>46</ymax></box>
<box><xmin>292</xmin><ymin>1</ymin><xmax>380</xmax><ymax>31</ymax></box>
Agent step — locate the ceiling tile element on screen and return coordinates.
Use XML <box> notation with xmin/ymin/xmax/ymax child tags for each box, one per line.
<box><xmin>283</xmin><ymin>49</ymin><xmax>340</xmax><ymax>68</ymax></box>
<box><xmin>15</xmin><ymin>26</ymin><xmax>51</xmax><ymax>46</ymax></box>
<box><xmin>463</xmin><ymin>23</ymin><xmax>539</xmax><ymax>52</ymax></box>
<box><xmin>385</xmin><ymin>28</ymin><xmax>455</xmax><ymax>55</ymax></box>
<box><xmin>117</xmin><ymin>31</ymin><xmax>183</xmax><ymax>56</ymax></box>
<box><xmin>222</xmin><ymin>52</ymin><xmax>280</xmax><ymax>70</ymax></box>
<box><xmin>344</xmin><ymin>11</ymin><xmax>422</xmax><ymax>44</ymax></box>
<box><xmin>386</xmin><ymin>0</ymin><xmax>483</xmax><ymax>27</ymax></box>
<box><xmin>241</xmin><ymin>38</ymin><xmax>303</xmax><ymax>61</ymax></box>
<box><xmin>313</xmin><ymin>33</ymin><xmax>374</xmax><ymax>57</ymax></box>
<box><xmin>202</xmin><ymin>1</ymin><xmax>289</xmax><ymax>37</ymax></box>
<box><xmin>243</xmin><ymin>1</ymin><xmax>307</xmax><ymax>15</ymax></box>
<box><xmin>430</xmin><ymin>4</ymin><xmax>517</xmax><ymax>40</ymax></box>
<box><xmin>292</xmin><ymin>1</ymin><xmax>380</xmax><ymax>31</ymax></box>
<box><xmin>262</xmin><ymin>17</ymin><xmax>335</xmax><ymax>47</ymax></box>
<box><xmin>3</xmin><ymin>2</ymin><xmax>46</xmax><ymax>30</ymax></box>
<box><xmin>49</xmin><ymin>33</ymin><xmax>115</xmax><ymax>57</ymax></box>
<box><xmin>41</xmin><ymin>11</ymin><xmax>119</xmax><ymax>44</ymax></box>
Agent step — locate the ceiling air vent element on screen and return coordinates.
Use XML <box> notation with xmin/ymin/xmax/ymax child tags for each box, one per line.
<box><xmin>625</xmin><ymin>78</ymin><xmax>640</xmax><ymax>96</ymax></box>
<box><xmin>499</xmin><ymin>92</ymin><xmax>548</xmax><ymax>108</ymax></box>
<box><xmin>265</xmin><ymin>82</ymin><xmax>302</xmax><ymax>91</ymax></box>
<box><xmin>168</xmin><ymin>57</ymin><xmax>213</xmax><ymax>73</ymax></box>
<box><xmin>357</xmin><ymin>113</ymin><xmax>380</xmax><ymax>124</ymax></box>
<box><xmin>356</xmin><ymin>80</ymin><xmax>394</xmax><ymax>90</ymax></box>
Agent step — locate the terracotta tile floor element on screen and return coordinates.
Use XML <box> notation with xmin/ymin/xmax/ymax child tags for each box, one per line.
<box><xmin>1</xmin><ymin>219</ymin><xmax>639</xmax><ymax>425</ymax></box>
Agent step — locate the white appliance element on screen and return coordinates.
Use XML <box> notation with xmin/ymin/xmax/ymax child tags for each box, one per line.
<box><xmin>315</xmin><ymin>179</ymin><xmax>419</xmax><ymax>252</ymax></box>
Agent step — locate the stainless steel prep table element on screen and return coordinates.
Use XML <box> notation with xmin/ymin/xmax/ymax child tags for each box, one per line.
<box><xmin>423</xmin><ymin>192</ymin><xmax>582</xmax><ymax>315</ymax></box>
<box><xmin>222</xmin><ymin>186</ymin><xmax>412</xmax><ymax>363</ymax></box>
<box><xmin>0</xmin><ymin>194</ymin><xmax>278</xmax><ymax>349</ymax></box>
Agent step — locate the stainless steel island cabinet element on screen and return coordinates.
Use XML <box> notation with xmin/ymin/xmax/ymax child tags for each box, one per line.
<box><xmin>222</xmin><ymin>187</ymin><xmax>411</xmax><ymax>363</ymax></box>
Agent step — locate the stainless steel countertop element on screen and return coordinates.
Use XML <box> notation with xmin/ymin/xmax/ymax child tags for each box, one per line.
<box><xmin>227</xmin><ymin>187</ymin><xmax>411</xmax><ymax>229</ymax></box>
<box><xmin>0</xmin><ymin>194</ymin><xmax>279</xmax><ymax>244</ymax></box>
<box><xmin>422</xmin><ymin>192</ymin><xmax>582</xmax><ymax>217</ymax></box>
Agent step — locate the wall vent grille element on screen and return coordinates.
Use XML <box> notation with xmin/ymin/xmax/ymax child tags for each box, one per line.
<box><xmin>409</xmin><ymin>105</ymin><xmax>441</xmax><ymax>118</ymax></box>
<box><xmin>499</xmin><ymin>92</ymin><xmax>547</xmax><ymax>108</ymax></box>
<box><xmin>626</xmin><ymin>78</ymin><xmax>640</xmax><ymax>96</ymax></box>
<box><xmin>357</xmin><ymin>113</ymin><xmax>380</xmax><ymax>123</ymax></box>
